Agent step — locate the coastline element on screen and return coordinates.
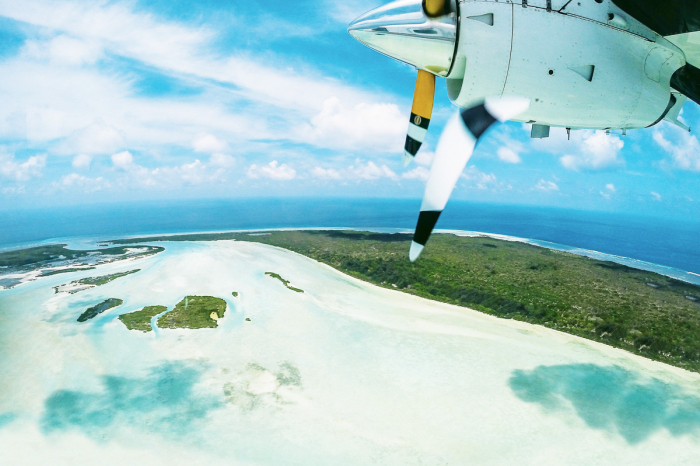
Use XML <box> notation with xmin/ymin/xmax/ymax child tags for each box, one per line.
<box><xmin>227</xmin><ymin>230</ymin><xmax>700</xmax><ymax>374</ymax></box>
<box><xmin>105</xmin><ymin>226</ymin><xmax>700</xmax><ymax>286</ymax></box>
<box><xmin>3</xmin><ymin>226</ymin><xmax>699</xmax><ymax>289</ymax></box>
<box><xmin>4</xmin><ymin>229</ymin><xmax>700</xmax><ymax>372</ymax></box>
<box><xmin>1</xmin><ymin>239</ymin><xmax>700</xmax><ymax>464</ymax></box>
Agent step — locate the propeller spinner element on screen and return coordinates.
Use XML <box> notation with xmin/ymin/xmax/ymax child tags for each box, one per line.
<box><xmin>348</xmin><ymin>0</ymin><xmax>458</xmax><ymax>165</ymax></box>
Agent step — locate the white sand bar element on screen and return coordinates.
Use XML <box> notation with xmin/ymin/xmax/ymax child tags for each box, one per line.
<box><xmin>0</xmin><ymin>240</ymin><xmax>699</xmax><ymax>465</ymax></box>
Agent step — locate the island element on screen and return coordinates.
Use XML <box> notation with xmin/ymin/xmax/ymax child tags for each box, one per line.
<box><xmin>156</xmin><ymin>296</ymin><xmax>227</xmax><ymax>329</ymax></box>
<box><xmin>39</xmin><ymin>267</ymin><xmax>96</xmax><ymax>277</ymax></box>
<box><xmin>109</xmin><ymin>229</ymin><xmax>700</xmax><ymax>373</ymax></box>
<box><xmin>232</xmin><ymin>291</ymin><xmax>239</xmax><ymax>297</ymax></box>
<box><xmin>76</xmin><ymin>269</ymin><xmax>140</xmax><ymax>286</ymax></box>
<box><xmin>0</xmin><ymin>244</ymin><xmax>162</xmax><ymax>268</ymax></box>
<box><xmin>118</xmin><ymin>305</ymin><xmax>167</xmax><ymax>332</ymax></box>
<box><xmin>77</xmin><ymin>298</ymin><xmax>123</xmax><ymax>322</ymax></box>
<box><xmin>265</xmin><ymin>272</ymin><xmax>304</xmax><ymax>293</ymax></box>
<box><xmin>0</xmin><ymin>244</ymin><xmax>164</xmax><ymax>290</ymax></box>
<box><xmin>54</xmin><ymin>269</ymin><xmax>140</xmax><ymax>294</ymax></box>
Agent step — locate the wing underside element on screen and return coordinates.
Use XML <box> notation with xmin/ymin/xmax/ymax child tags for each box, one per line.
<box><xmin>612</xmin><ymin>0</ymin><xmax>700</xmax><ymax>36</ymax></box>
<box><xmin>613</xmin><ymin>0</ymin><xmax>700</xmax><ymax>104</ymax></box>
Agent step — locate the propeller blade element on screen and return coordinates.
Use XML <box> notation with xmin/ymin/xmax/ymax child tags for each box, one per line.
<box><xmin>404</xmin><ymin>70</ymin><xmax>436</xmax><ymax>166</ymax></box>
<box><xmin>409</xmin><ymin>96</ymin><xmax>531</xmax><ymax>262</ymax></box>
<box><xmin>424</xmin><ymin>0</ymin><xmax>446</xmax><ymax>17</ymax></box>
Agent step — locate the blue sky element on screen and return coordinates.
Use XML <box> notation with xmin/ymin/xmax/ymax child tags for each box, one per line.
<box><xmin>0</xmin><ymin>0</ymin><xmax>698</xmax><ymax>219</ymax></box>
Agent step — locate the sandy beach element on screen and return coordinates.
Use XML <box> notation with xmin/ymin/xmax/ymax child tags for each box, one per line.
<box><xmin>0</xmin><ymin>239</ymin><xmax>699</xmax><ymax>465</ymax></box>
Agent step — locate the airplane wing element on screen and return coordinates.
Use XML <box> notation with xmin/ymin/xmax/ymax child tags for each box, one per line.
<box><xmin>612</xmin><ymin>0</ymin><xmax>700</xmax><ymax>36</ymax></box>
<box><xmin>613</xmin><ymin>0</ymin><xmax>700</xmax><ymax>104</ymax></box>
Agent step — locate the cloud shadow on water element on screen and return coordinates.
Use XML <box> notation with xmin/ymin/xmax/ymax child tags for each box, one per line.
<box><xmin>0</xmin><ymin>412</ymin><xmax>17</xmax><ymax>429</ymax></box>
<box><xmin>509</xmin><ymin>363</ymin><xmax>700</xmax><ymax>444</ymax></box>
<box><xmin>41</xmin><ymin>362</ymin><xmax>221</xmax><ymax>440</ymax></box>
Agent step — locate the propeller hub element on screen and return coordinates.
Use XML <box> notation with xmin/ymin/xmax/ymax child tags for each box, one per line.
<box><xmin>348</xmin><ymin>0</ymin><xmax>458</xmax><ymax>77</ymax></box>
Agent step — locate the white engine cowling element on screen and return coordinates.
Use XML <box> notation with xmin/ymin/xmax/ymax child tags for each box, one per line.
<box><xmin>447</xmin><ymin>0</ymin><xmax>686</xmax><ymax>130</ymax></box>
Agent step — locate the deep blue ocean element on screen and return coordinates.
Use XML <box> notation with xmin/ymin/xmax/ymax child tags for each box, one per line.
<box><xmin>1</xmin><ymin>198</ymin><xmax>699</xmax><ymax>276</ymax></box>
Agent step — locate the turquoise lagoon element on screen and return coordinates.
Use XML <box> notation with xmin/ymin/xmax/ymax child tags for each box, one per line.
<box><xmin>0</xmin><ymin>239</ymin><xmax>699</xmax><ymax>465</ymax></box>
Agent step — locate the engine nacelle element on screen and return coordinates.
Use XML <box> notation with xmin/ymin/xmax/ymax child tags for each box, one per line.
<box><xmin>447</xmin><ymin>0</ymin><xmax>685</xmax><ymax>130</ymax></box>
<box><xmin>348</xmin><ymin>0</ymin><xmax>686</xmax><ymax>130</ymax></box>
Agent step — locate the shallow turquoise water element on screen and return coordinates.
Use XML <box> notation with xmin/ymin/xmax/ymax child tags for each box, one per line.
<box><xmin>1</xmin><ymin>240</ymin><xmax>700</xmax><ymax>465</ymax></box>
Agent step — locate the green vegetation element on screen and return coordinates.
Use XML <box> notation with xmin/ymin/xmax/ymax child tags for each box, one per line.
<box><xmin>78</xmin><ymin>298</ymin><xmax>123</xmax><ymax>322</ymax></box>
<box><xmin>1</xmin><ymin>243</ymin><xmax>163</xmax><ymax>290</ymax></box>
<box><xmin>0</xmin><ymin>245</ymin><xmax>163</xmax><ymax>268</ymax></box>
<box><xmin>39</xmin><ymin>267</ymin><xmax>96</xmax><ymax>277</ymax></box>
<box><xmin>236</xmin><ymin>230</ymin><xmax>700</xmax><ymax>373</ymax></box>
<box><xmin>108</xmin><ymin>229</ymin><xmax>700</xmax><ymax>373</ymax></box>
<box><xmin>54</xmin><ymin>269</ymin><xmax>141</xmax><ymax>294</ymax></box>
<box><xmin>76</xmin><ymin>269</ymin><xmax>139</xmax><ymax>286</ymax></box>
<box><xmin>265</xmin><ymin>272</ymin><xmax>304</xmax><ymax>293</ymax></box>
<box><xmin>1</xmin><ymin>245</ymin><xmax>88</xmax><ymax>267</ymax></box>
<box><xmin>109</xmin><ymin>233</ymin><xmax>240</xmax><ymax>244</ymax></box>
<box><xmin>118</xmin><ymin>305</ymin><xmax>166</xmax><ymax>332</ymax></box>
<box><xmin>157</xmin><ymin>296</ymin><xmax>227</xmax><ymax>329</ymax></box>
<box><xmin>232</xmin><ymin>291</ymin><xmax>239</xmax><ymax>297</ymax></box>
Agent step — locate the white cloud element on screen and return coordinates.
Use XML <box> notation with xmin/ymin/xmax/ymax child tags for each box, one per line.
<box><xmin>559</xmin><ymin>131</ymin><xmax>624</xmax><ymax>170</ymax></box>
<box><xmin>1</xmin><ymin>57</ymin><xmax>261</xmax><ymax>149</ymax></box>
<box><xmin>72</xmin><ymin>154</ymin><xmax>92</xmax><ymax>168</ymax></box>
<box><xmin>247</xmin><ymin>161</ymin><xmax>296</xmax><ymax>180</ymax></box>
<box><xmin>2</xmin><ymin>185</ymin><xmax>25</xmax><ymax>195</ymax></box>
<box><xmin>193</xmin><ymin>134</ymin><xmax>228</xmax><ymax>153</ymax></box>
<box><xmin>461</xmin><ymin>166</ymin><xmax>499</xmax><ymax>190</ymax></box>
<box><xmin>600</xmin><ymin>183</ymin><xmax>615</xmax><ymax>199</ymax></box>
<box><xmin>24</xmin><ymin>35</ymin><xmax>102</xmax><ymax>65</ymax></box>
<box><xmin>108</xmin><ymin>151</ymin><xmax>157</xmax><ymax>187</ymax></box>
<box><xmin>209</xmin><ymin>153</ymin><xmax>236</xmax><ymax>168</ymax></box>
<box><xmin>531</xmin><ymin>128</ymin><xmax>624</xmax><ymax>171</ymax></box>
<box><xmin>311</xmin><ymin>167</ymin><xmax>342</xmax><ymax>180</ymax></box>
<box><xmin>58</xmin><ymin>121</ymin><xmax>125</xmax><ymax>155</ymax></box>
<box><xmin>69</xmin><ymin>148</ymin><xmax>242</xmax><ymax>191</ymax></box>
<box><xmin>0</xmin><ymin>0</ymin><xmax>404</xmax><ymax>163</ymax></box>
<box><xmin>110</xmin><ymin>156</ymin><xmax>219</xmax><ymax>188</ymax></box>
<box><xmin>300</xmin><ymin>97</ymin><xmax>406</xmax><ymax>152</ymax></box>
<box><xmin>62</xmin><ymin>173</ymin><xmax>86</xmax><ymax>185</ymax></box>
<box><xmin>652</xmin><ymin>127</ymin><xmax>700</xmax><ymax>171</ymax></box>
<box><xmin>496</xmin><ymin>147</ymin><xmax>521</xmax><ymax>164</ymax></box>
<box><xmin>490</xmin><ymin>129</ymin><xmax>526</xmax><ymax>164</ymax></box>
<box><xmin>651</xmin><ymin>191</ymin><xmax>662</xmax><ymax>201</ymax></box>
<box><xmin>153</xmin><ymin>159</ymin><xmax>208</xmax><ymax>185</ymax></box>
<box><xmin>401</xmin><ymin>166</ymin><xmax>429</xmax><ymax>181</ymax></box>
<box><xmin>414</xmin><ymin>150</ymin><xmax>434</xmax><ymax>167</ymax></box>
<box><xmin>0</xmin><ymin>153</ymin><xmax>46</xmax><ymax>181</ymax></box>
<box><xmin>535</xmin><ymin>179</ymin><xmax>559</xmax><ymax>192</ymax></box>
<box><xmin>60</xmin><ymin>173</ymin><xmax>108</xmax><ymax>192</ymax></box>
<box><xmin>312</xmin><ymin>161</ymin><xmax>411</xmax><ymax>182</ymax></box>
<box><xmin>348</xmin><ymin>160</ymin><xmax>397</xmax><ymax>181</ymax></box>
<box><xmin>111</xmin><ymin>150</ymin><xmax>134</xmax><ymax>170</ymax></box>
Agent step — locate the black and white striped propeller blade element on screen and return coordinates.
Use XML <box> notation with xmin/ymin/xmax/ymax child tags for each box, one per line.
<box><xmin>409</xmin><ymin>96</ymin><xmax>531</xmax><ymax>262</ymax></box>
